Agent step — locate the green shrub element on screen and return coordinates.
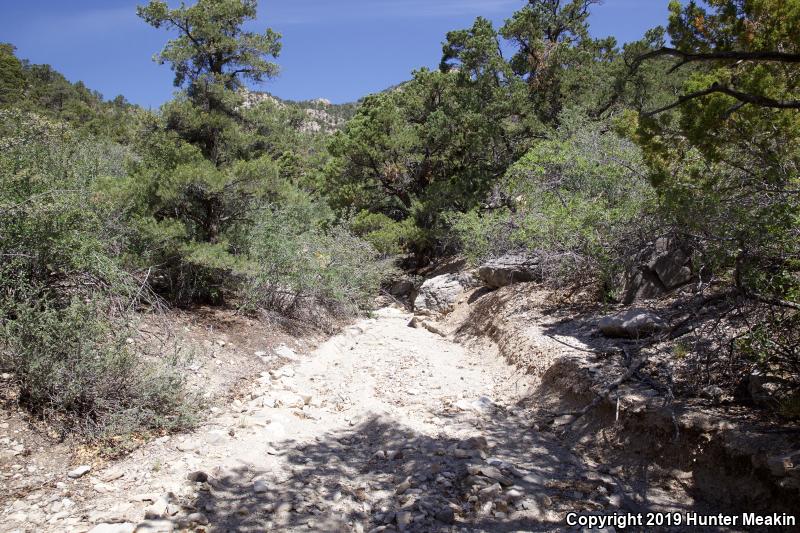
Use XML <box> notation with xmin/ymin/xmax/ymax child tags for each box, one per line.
<box><xmin>350</xmin><ymin>210</ymin><xmax>426</xmax><ymax>257</ymax></box>
<box><xmin>0</xmin><ymin>110</ymin><xmax>193</xmax><ymax>439</ymax></box>
<box><xmin>448</xmin><ymin>113</ymin><xmax>654</xmax><ymax>294</ymax></box>
<box><xmin>3</xmin><ymin>299</ymin><xmax>192</xmax><ymax>438</ymax></box>
<box><xmin>241</xmin><ymin>205</ymin><xmax>391</xmax><ymax>319</ymax></box>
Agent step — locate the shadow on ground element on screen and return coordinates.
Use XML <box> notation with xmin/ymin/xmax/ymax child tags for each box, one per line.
<box><xmin>160</xmin><ymin>405</ymin><xmax>620</xmax><ymax>532</ymax></box>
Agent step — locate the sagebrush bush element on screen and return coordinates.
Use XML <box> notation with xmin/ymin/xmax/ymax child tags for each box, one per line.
<box><xmin>0</xmin><ymin>110</ymin><xmax>193</xmax><ymax>439</ymax></box>
<box><xmin>241</xmin><ymin>205</ymin><xmax>391</xmax><ymax>319</ymax></box>
<box><xmin>3</xmin><ymin>299</ymin><xmax>192</xmax><ymax>438</ymax></box>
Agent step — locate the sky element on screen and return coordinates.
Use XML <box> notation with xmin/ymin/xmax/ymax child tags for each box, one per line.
<box><xmin>0</xmin><ymin>0</ymin><xmax>671</xmax><ymax>107</ymax></box>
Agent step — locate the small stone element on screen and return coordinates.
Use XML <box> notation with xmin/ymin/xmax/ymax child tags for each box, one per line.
<box><xmin>607</xmin><ymin>493</ymin><xmax>623</xmax><ymax>508</ymax></box>
<box><xmin>274</xmin><ymin>344</ymin><xmax>297</xmax><ymax>359</ymax></box>
<box><xmin>395</xmin><ymin>477</ymin><xmax>412</xmax><ymax>495</ymax></box>
<box><xmin>206</xmin><ymin>429</ymin><xmax>228</xmax><ymax>444</ymax></box>
<box><xmin>395</xmin><ymin>511</ymin><xmax>412</xmax><ymax>530</ymax></box>
<box><xmin>101</xmin><ymin>470</ymin><xmax>125</xmax><ymax>482</ymax></box>
<box><xmin>187</xmin><ymin>471</ymin><xmax>208</xmax><ymax>483</ymax></box>
<box><xmin>254</xmin><ymin>480</ymin><xmax>269</xmax><ymax>493</ymax></box>
<box><xmin>133</xmin><ymin>519</ymin><xmax>173</xmax><ymax>533</ymax></box>
<box><xmin>505</xmin><ymin>488</ymin><xmax>524</xmax><ymax>500</ymax></box>
<box><xmin>434</xmin><ymin>507</ymin><xmax>455</xmax><ymax>524</ymax></box>
<box><xmin>144</xmin><ymin>497</ymin><xmax>169</xmax><ymax>519</ymax></box>
<box><xmin>216</xmin><ymin>339</ymin><xmax>226</xmax><ymax>347</ymax></box>
<box><xmin>478</xmin><ymin>483</ymin><xmax>502</xmax><ymax>500</ymax></box>
<box><xmin>67</xmin><ymin>465</ymin><xmax>91</xmax><ymax>479</ymax></box>
<box><xmin>478</xmin><ymin>466</ymin><xmax>512</xmax><ymax>486</ymax></box>
<box><xmin>186</xmin><ymin>512</ymin><xmax>209</xmax><ymax>525</ymax></box>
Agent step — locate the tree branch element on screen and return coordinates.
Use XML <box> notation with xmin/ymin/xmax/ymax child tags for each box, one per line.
<box><xmin>632</xmin><ymin>46</ymin><xmax>800</xmax><ymax>73</ymax></box>
<box><xmin>644</xmin><ymin>83</ymin><xmax>800</xmax><ymax>116</ymax></box>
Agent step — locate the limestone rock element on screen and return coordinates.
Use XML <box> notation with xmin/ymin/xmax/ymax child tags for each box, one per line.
<box><xmin>134</xmin><ymin>520</ymin><xmax>173</xmax><ymax>533</ymax></box>
<box><xmin>477</xmin><ymin>253</ymin><xmax>541</xmax><ymax>288</ymax></box>
<box><xmin>622</xmin><ymin>237</ymin><xmax>694</xmax><ymax>303</ymax></box>
<box><xmin>413</xmin><ymin>274</ymin><xmax>471</xmax><ymax>315</ymax></box>
<box><xmin>67</xmin><ymin>465</ymin><xmax>91</xmax><ymax>479</ymax></box>
<box><xmin>598</xmin><ymin>308</ymin><xmax>666</xmax><ymax>338</ymax></box>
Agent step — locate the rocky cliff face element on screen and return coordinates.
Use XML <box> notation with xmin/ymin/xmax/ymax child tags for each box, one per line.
<box><xmin>239</xmin><ymin>89</ymin><xmax>357</xmax><ymax>134</ymax></box>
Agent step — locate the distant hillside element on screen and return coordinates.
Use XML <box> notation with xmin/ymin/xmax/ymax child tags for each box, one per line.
<box><xmin>240</xmin><ymin>90</ymin><xmax>358</xmax><ymax>134</ymax></box>
<box><xmin>0</xmin><ymin>43</ymin><xmax>137</xmax><ymax>141</ymax></box>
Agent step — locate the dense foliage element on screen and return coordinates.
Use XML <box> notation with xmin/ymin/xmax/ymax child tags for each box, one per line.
<box><xmin>0</xmin><ymin>0</ymin><xmax>384</xmax><ymax>440</ymax></box>
<box><xmin>0</xmin><ymin>111</ymin><xmax>193</xmax><ymax>439</ymax></box>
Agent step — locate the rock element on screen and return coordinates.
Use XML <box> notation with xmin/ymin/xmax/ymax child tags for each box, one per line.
<box><xmin>274</xmin><ymin>344</ymin><xmax>298</xmax><ymax>360</ymax></box>
<box><xmin>413</xmin><ymin>274</ymin><xmax>472</xmax><ymax>315</ymax></box>
<box><xmin>270</xmin><ymin>366</ymin><xmax>295</xmax><ymax>379</ymax></box>
<box><xmin>598</xmin><ymin>308</ymin><xmax>666</xmax><ymax>338</ymax></box>
<box><xmin>434</xmin><ymin>507</ymin><xmax>455</xmax><ymax>524</ymax></box>
<box><xmin>263</xmin><ymin>421</ymin><xmax>287</xmax><ymax>441</ymax></box>
<box><xmin>134</xmin><ymin>520</ymin><xmax>173</xmax><ymax>533</ymax></box>
<box><xmin>478</xmin><ymin>483</ymin><xmax>502</xmax><ymax>500</ymax></box>
<box><xmin>176</xmin><ymin>440</ymin><xmax>198</xmax><ymax>452</ymax></box>
<box><xmin>185</xmin><ymin>513</ymin><xmax>209</xmax><ymax>525</ymax></box>
<box><xmin>395</xmin><ymin>511</ymin><xmax>413</xmax><ymax>530</ymax></box>
<box><xmin>701</xmin><ymin>385</ymin><xmax>724</xmax><ymax>401</ymax></box>
<box><xmin>622</xmin><ymin>237</ymin><xmax>694</xmax><ymax>303</ymax></box>
<box><xmin>274</xmin><ymin>391</ymin><xmax>305</xmax><ymax>408</ymax></box>
<box><xmin>477</xmin><ymin>253</ymin><xmax>541</xmax><ymax>288</ymax></box>
<box><xmin>652</xmin><ymin>251</ymin><xmax>692</xmax><ymax>290</ymax></box>
<box><xmin>389</xmin><ymin>279</ymin><xmax>415</xmax><ymax>298</ymax></box>
<box><xmin>477</xmin><ymin>466</ymin><xmax>513</xmax><ymax>486</ymax></box>
<box><xmin>505</xmin><ymin>488</ymin><xmax>524</xmax><ymax>500</ymax></box>
<box><xmin>462</xmin><ymin>437</ymin><xmax>489</xmax><ymax>451</ymax></box>
<box><xmin>67</xmin><ymin>465</ymin><xmax>92</xmax><ymax>479</ymax></box>
<box><xmin>395</xmin><ymin>477</ymin><xmax>412</xmax><ymax>495</ymax></box>
<box><xmin>206</xmin><ymin>429</ymin><xmax>228</xmax><ymax>445</ymax></box>
<box><xmin>455</xmin><ymin>396</ymin><xmax>495</xmax><ymax>413</ymax></box>
<box><xmin>88</xmin><ymin>524</ymin><xmax>136</xmax><ymax>533</ymax></box>
<box><xmin>144</xmin><ymin>498</ymin><xmax>169</xmax><ymax>519</ymax></box>
<box><xmin>746</xmin><ymin>372</ymin><xmax>783</xmax><ymax>408</ymax></box>
<box><xmin>187</xmin><ymin>471</ymin><xmax>208</xmax><ymax>483</ymax></box>
<box><xmin>254</xmin><ymin>480</ymin><xmax>269</xmax><ymax>493</ymax></box>
<box><xmin>553</xmin><ymin>414</ymin><xmax>576</xmax><ymax>427</ymax></box>
<box><xmin>0</xmin><ymin>372</ymin><xmax>12</xmax><ymax>380</ymax></box>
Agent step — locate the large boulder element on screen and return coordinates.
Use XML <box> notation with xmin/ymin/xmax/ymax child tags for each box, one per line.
<box><xmin>477</xmin><ymin>254</ymin><xmax>541</xmax><ymax>289</ymax></box>
<box><xmin>598</xmin><ymin>308</ymin><xmax>667</xmax><ymax>338</ymax></box>
<box><xmin>622</xmin><ymin>237</ymin><xmax>694</xmax><ymax>303</ymax></box>
<box><xmin>413</xmin><ymin>273</ymin><xmax>472</xmax><ymax>315</ymax></box>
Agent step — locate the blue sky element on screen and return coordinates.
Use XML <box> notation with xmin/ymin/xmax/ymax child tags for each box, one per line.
<box><xmin>1</xmin><ymin>0</ymin><xmax>671</xmax><ymax>107</ymax></box>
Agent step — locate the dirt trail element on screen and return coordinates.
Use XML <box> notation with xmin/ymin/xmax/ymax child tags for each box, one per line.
<box><xmin>5</xmin><ymin>306</ymin><xmax>707</xmax><ymax>533</ymax></box>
